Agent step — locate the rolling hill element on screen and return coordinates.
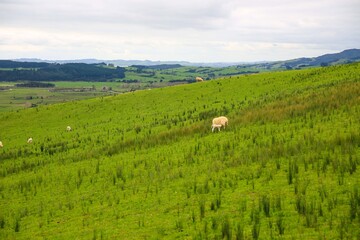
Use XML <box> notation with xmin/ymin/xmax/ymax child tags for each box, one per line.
<box><xmin>275</xmin><ymin>49</ymin><xmax>360</xmax><ymax>69</ymax></box>
<box><xmin>0</xmin><ymin>63</ymin><xmax>359</xmax><ymax>239</ymax></box>
<box><xmin>12</xmin><ymin>48</ymin><xmax>360</xmax><ymax>67</ymax></box>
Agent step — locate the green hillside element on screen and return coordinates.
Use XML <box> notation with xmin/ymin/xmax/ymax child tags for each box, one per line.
<box><xmin>0</xmin><ymin>63</ymin><xmax>359</xmax><ymax>239</ymax></box>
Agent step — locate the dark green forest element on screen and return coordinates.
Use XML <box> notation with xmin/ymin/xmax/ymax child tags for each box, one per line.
<box><xmin>0</xmin><ymin>61</ymin><xmax>125</xmax><ymax>82</ymax></box>
<box><xmin>0</xmin><ymin>60</ymin><xmax>49</xmax><ymax>68</ymax></box>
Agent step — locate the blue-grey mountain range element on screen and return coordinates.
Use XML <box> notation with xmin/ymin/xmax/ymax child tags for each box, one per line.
<box><xmin>12</xmin><ymin>49</ymin><xmax>360</xmax><ymax>68</ymax></box>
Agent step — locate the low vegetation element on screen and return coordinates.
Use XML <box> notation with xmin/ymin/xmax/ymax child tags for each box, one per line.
<box><xmin>0</xmin><ymin>63</ymin><xmax>359</xmax><ymax>239</ymax></box>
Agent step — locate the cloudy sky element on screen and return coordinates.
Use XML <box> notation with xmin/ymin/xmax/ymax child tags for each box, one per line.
<box><xmin>0</xmin><ymin>0</ymin><xmax>359</xmax><ymax>62</ymax></box>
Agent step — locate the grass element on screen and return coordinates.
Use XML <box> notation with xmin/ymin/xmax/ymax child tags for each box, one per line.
<box><xmin>0</xmin><ymin>86</ymin><xmax>110</xmax><ymax>112</ymax></box>
<box><xmin>0</xmin><ymin>64</ymin><xmax>269</xmax><ymax>112</ymax></box>
<box><xmin>0</xmin><ymin>63</ymin><xmax>359</xmax><ymax>239</ymax></box>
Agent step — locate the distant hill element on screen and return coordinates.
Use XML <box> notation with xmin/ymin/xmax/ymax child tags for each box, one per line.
<box><xmin>12</xmin><ymin>58</ymin><xmax>245</xmax><ymax>67</ymax></box>
<box><xmin>8</xmin><ymin>48</ymin><xmax>360</xmax><ymax>68</ymax></box>
<box><xmin>274</xmin><ymin>49</ymin><xmax>360</xmax><ymax>69</ymax></box>
<box><xmin>312</xmin><ymin>49</ymin><xmax>360</xmax><ymax>65</ymax></box>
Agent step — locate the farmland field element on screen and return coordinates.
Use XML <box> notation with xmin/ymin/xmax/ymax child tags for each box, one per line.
<box><xmin>0</xmin><ymin>63</ymin><xmax>359</xmax><ymax>239</ymax></box>
<box><xmin>0</xmin><ymin>64</ymin><xmax>269</xmax><ymax>112</ymax></box>
<box><xmin>0</xmin><ymin>81</ymin><xmax>156</xmax><ymax>112</ymax></box>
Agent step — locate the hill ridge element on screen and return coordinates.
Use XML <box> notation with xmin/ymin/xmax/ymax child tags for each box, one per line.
<box><xmin>9</xmin><ymin>48</ymin><xmax>360</xmax><ymax>67</ymax></box>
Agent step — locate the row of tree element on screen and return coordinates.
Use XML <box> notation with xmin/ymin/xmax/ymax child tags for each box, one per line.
<box><xmin>0</xmin><ymin>60</ymin><xmax>50</xmax><ymax>68</ymax></box>
<box><xmin>15</xmin><ymin>82</ymin><xmax>55</xmax><ymax>88</ymax></box>
<box><xmin>0</xmin><ymin>61</ymin><xmax>125</xmax><ymax>82</ymax></box>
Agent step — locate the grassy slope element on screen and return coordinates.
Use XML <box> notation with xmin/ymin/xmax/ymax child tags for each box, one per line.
<box><xmin>0</xmin><ymin>64</ymin><xmax>269</xmax><ymax>112</ymax></box>
<box><xmin>0</xmin><ymin>63</ymin><xmax>360</xmax><ymax>239</ymax></box>
<box><xmin>124</xmin><ymin>65</ymin><xmax>265</xmax><ymax>81</ymax></box>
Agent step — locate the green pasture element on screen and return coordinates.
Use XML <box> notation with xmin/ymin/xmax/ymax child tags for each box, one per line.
<box><xmin>0</xmin><ymin>63</ymin><xmax>359</xmax><ymax>239</ymax></box>
<box><xmin>0</xmin><ymin>64</ymin><xmax>269</xmax><ymax>112</ymax></box>
<box><xmin>0</xmin><ymin>86</ymin><xmax>110</xmax><ymax>112</ymax></box>
<box><xmin>123</xmin><ymin>65</ymin><xmax>265</xmax><ymax>83</ymax></box>
<box><xmin>0</xmin><ymin>81</ymin><xmax>155</xmax><ymax>112</ymax></box>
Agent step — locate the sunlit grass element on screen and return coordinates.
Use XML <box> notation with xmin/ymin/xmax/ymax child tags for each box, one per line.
<box><xmin>0</xmin><ymin>63</ymin><xmax>359</xmax><ymax>239</ymax></box>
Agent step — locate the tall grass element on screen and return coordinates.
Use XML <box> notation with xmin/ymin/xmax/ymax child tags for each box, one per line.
<box><xmin>0</xmin><ymin>63</ymin><xmax>359</xmax><ymax>239</ymax></box>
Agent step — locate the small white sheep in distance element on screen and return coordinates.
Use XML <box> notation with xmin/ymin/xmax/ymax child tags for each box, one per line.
<box><xmin>66</xmin><ymin>126</ymin><xmax>72</xmax><ymax>131</ymax></box>
<box><xmin>27</xmin><ymin>137</ymin><xmax>33</xmax><ymax>144</ymax></box>
<box><xmin>0</xmin><ymin>141</ymin><xmax>3</xmax><ymax>148</ymax></box>
<box><xmin>211</xmin><ymin>116</ymin><xmax>229</xmax><ymax>132</ymax></box>
<box><xmin>195</xmin><ymin>77</ymin><xmax>204</xmax><ymax>82</ymax></box>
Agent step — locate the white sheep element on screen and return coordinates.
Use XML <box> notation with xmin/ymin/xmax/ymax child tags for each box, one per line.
<box><xmin>66</xmin><ymin>126</ymin><xmax>72</xmax><ymax>131</ymax></box>
<box><xmin>0</xmin><ymin>141</ymin><xmax>3</xmax><ymax>148</ymax></box>
<box><xmin>27</xmin><ymin>137</ymin><xmax>33</xmax><ymax>144</ymax></box>
<box><xmin>213</xmin><ymin>116</ymin><xmax>228</xmax><ymax>128</ymax></box>
<box><xmin>211</xmin><ymin>116</ymin><xmax>229</xmax><ymax>132</ymax></box>
<box><xmin>195</xmin><ymin>77</ymin><xmax>204</xmax><ymax>82</ymax></box>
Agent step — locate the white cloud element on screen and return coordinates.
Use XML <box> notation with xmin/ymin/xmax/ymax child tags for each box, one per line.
<box><xmin>0</xmin><ymin>0</ymin><xmax>359</xmax><ymax>62</ymax></box>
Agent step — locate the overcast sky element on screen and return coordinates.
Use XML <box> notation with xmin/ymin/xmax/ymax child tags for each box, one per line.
<box><xmin>0</xmin><ymin>0</ymin><xmax>359</xmax><ymax>62</ymax></box>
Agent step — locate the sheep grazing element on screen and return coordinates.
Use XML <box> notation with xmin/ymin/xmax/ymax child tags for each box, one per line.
<box><xmin>211</xmin><ymin>116</ymin><xmax>229</xmax><ymax>132</ymax></box>
<box><xmin>213</xmin><ymin>116</ymin><xmax>228</xmax><ymax>128</ymax></box>
<box><xmin>195</xmin><ymin>77</ymin><xmax>204</xmax><ymax>82</ymax></box>
<box><xmin>0</xmin><ymin>141</ymin><xmax>3</xmax><ymax>148</ymax></box>
<box><xmin>27</xmin><ymin>137</ymin><xmax>33</xmax><ymax>144</ymax></box>
<box><xmin>66</xmin><ymin>126</ymin><xmax>72</xmax><ymax>131</ymax></box>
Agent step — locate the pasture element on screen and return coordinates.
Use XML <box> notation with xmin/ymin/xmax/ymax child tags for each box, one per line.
<box><xmin>0</xmin><ymin>63</ymin><xmax>268</xmax><ymax>112</ymax></box>
<box><xmin>0</xmin><ymin>63</ymin><xmax>359</xmax><ymax>239</ymax></box>
<box><xmin>0</xmin><ymin>81</ymin><xmax>153</xmax><ymax>112</ymax></box>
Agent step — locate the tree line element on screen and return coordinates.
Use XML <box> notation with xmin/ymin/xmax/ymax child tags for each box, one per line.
<box><xmin>0</xmin><ymin>61</ymin><xmax>125</xmax><ymax>82</ymax></box>
<box><xmin>15</xmin><ymin>82</ymin><xmax>55</xmax><ymax>88</ymax></box>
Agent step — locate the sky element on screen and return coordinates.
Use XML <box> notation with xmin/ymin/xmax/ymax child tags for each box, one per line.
<box><xmin>0</xmin><ymin>0</ymin><xmax>359</xmax><ymax>63</ymax></box>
